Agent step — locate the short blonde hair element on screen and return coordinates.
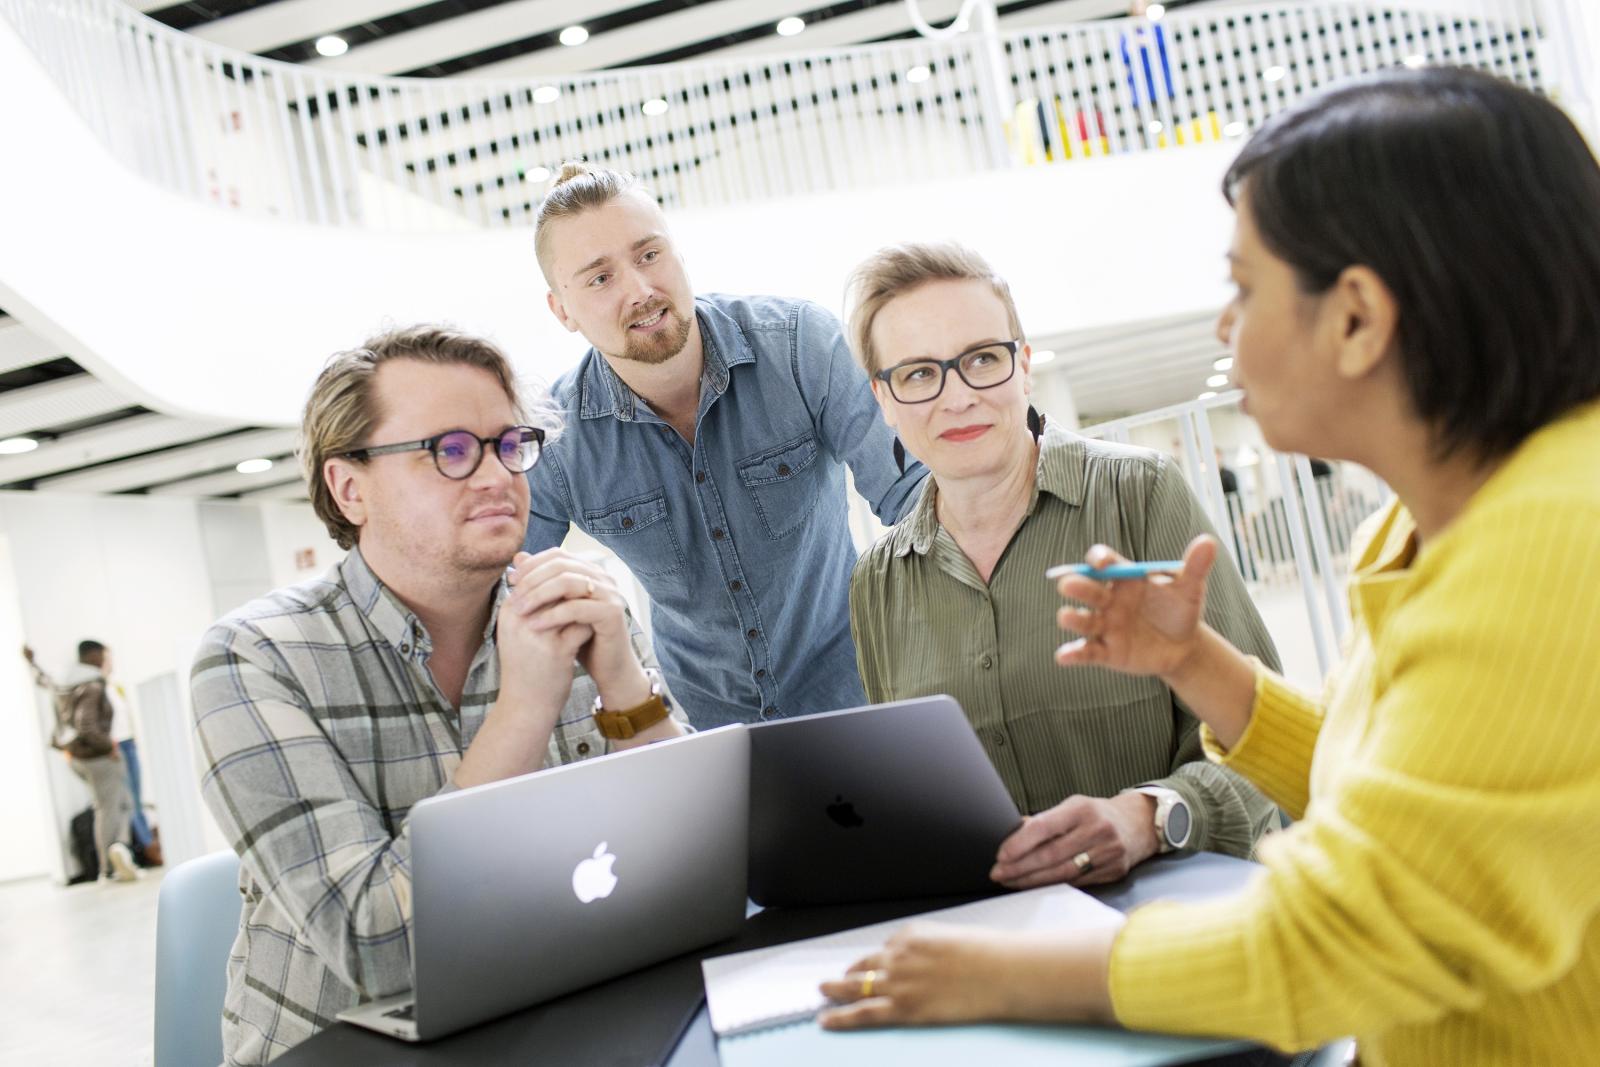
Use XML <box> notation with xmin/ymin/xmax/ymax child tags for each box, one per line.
<box><xmin>533</xmin><ymin>161</ymin><xmax>655</xmax><ymax>287</ymax></box>
<box><xmin>299</xmin><ymin>325</ymin><xmax>558</xmax><ymax>550</ymax></box>
<box><xmin>845</xmin><ymin>241</ymin><xmax>1026</xmax><ymax>374</ymax></box>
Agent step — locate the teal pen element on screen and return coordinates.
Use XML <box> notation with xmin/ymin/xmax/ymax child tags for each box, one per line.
<box><xmin>1045</xmin><ymin>561</ymin><xmax>1185</xmax><ymax>581</ymax></box>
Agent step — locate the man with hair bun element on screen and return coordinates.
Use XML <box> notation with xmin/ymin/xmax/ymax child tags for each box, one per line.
<box><xmin>526</xmin><ymin>162</ymin><xmax>926</xmax><ymax>728</ymax></box>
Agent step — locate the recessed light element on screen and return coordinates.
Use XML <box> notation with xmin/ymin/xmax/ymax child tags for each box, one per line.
<box><xmin>1206</xmin><ymin>373</ymin><xmax>1230</xmax><ymax>388</ymax></box>
<box><xmin>1147</xmin><ymin>120</ymin><xmax>1164</xmax><ymax>134</ymax></box>
<box><xmin>559</xmin><ymin>25</ymin><xmax>588</xmax><ymax>47</ymax></box>
<box><xmin>1032</xmin><ymin>350</ymin><xmax>1056</xmax><ymax>364</ymax></box>
<box><xmin>236</xmin><ymin>458</ymin><xmax>274</xmax><ymax>475</ymax></box>
<box><xmin>314</xmin><ymin>35</ymin><xmax>348</xmax><ymax>58</ymax></box>
<box><xmin>524</xmin><ymin>165</ymin><xmax>551</xmax><ymax>183</ymax></box>
<box><xmin>532</xmin><ymin>84</ymin><xmax>560</xmax><ymax>104</ymax></box>
<box><xmin>776</xmin><ymin>16</ymin><xmax>804</xmax><ymax>37</ymax></box>
<box><xmin>0</xmin><ymin>436</ymin><xmax>39</xmax><ymax>455</ymax></box>
<box><xmin>1403</xmin><ymin>54</ymin><xmax>1427</xmax><ymax>69</ymax></box>
<box><xmin>1213</xmin><ymin>357</ymin><xmax>1234</xmax><ymax>371</ymax></box>
<box><xmin>1198</xmin><ymin>391</ymin><xmax>1218</xmax><ymax>400</ymax></box>
<box><xmin>1263</xmin><ymin>65</ymin><xmax>1287</xmax><ymax>83</ymax></box>
<box><xmin>905</xmin><ymin>65</ymin><xmax>932</xmax><ymax>84</ymax></box>
<box><xmin>1146</xmin><ymin>3</ymin><xmax>1166</xmax><ymax>18</ymax></box>
<box><xmin>642</xmin><ymin>98</ymin><xmax>669</xmax><ymax>117</ymax></box>
<box><xmin>1223</xmin><ymin>120</ymin><xmax>1247</xmax><ymax>138</ymax></box>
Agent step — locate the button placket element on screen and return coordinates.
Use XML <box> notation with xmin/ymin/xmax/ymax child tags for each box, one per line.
<box><xmin>692</xmin><ymin>438</ymin><xmax>774</xmax><ymax>710</ymax></box>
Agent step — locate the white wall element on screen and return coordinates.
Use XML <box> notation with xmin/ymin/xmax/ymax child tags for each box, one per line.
<box><xmin>0</xmin><ymin>491</ymin><xmax>339</xmax><ymax>882</ymax></box>
<box><xmin>0</xmin><ymin>15</ymin><xmax>1238</xmax><ymax>428</ymax></box>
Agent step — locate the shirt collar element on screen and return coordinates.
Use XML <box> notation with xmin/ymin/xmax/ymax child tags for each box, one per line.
<box><xmin>887</xmin><ymin>418</ymin><xmax>1087</xmax><ymax>558</ymax></box>
<box><xmin>339</xmin><ymin>547</ymin><xmax>509</xmax><ymax>660</ymax></box>
<box><xmin>576</xmin><ymin>297</ymin><xmax>757</xmax><ymax>422</ymax></box>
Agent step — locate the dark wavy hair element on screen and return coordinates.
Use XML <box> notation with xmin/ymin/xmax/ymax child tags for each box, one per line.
<box><xmin>1224</xmin><ymin>66</ymin><xmax>1600</xmax><ymax>461</ymax></box>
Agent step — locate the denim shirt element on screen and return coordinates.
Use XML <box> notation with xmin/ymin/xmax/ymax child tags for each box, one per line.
<box><xmin>524</xmin><ymin>294</ymin><xmax>928</xmax><ymax>727</ymax></box>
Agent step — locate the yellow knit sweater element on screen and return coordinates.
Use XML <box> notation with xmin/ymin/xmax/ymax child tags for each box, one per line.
<box><xmin>1108</xmin><ymin>401</ymin><xmax>1600</xmax><ymax>1065</ymax></box>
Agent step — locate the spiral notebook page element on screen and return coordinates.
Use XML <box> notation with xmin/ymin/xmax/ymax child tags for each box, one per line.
<box><xmin>702</xmin><ymin>884</ymin><xmax>1127</xmax><ymax>1038</ymax></box>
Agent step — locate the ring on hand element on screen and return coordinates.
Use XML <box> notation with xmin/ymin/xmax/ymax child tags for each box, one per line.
<box><xmin>860</xmin><ymin>969</ymin><xmax>879</xmax><ymax>998</ymax></box>
<box><xmin>1072</xmin><ymin>851</ymin><xmax>1093</xmax><ymax>874</ymax></box>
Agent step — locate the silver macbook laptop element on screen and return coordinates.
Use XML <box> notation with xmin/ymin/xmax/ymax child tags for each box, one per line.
<box><xmin>748</xmin><ymin>695</ymin><xmax>1023</xmax><ymax>906</ymax></box>
<box><xmin>337</xmin><ymin>723</ymin><xmax>749</xmax><ymax>1041</ymax></box>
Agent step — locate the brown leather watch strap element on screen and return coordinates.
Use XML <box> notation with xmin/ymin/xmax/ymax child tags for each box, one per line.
<box><xmin>592</xmin><ymin>686</ymin><xmax>671</xmax><ymax>740</ymax></box>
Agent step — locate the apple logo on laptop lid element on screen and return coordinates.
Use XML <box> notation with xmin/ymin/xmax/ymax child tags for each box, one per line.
<box><xmin>825</xmin><ymin>795</ymin><xmax>864</xmax><ymax>828</ymax></box>
<box><xmin>572</xmin><ymin>842</ymin><xmax>619</xmax><ymax>903</ymax></box>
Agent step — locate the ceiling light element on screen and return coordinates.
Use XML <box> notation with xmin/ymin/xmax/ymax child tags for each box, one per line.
<box><xmin>314</xmin><ymin>35</ymin><xmax>348</xmax><ymax>58</ymax></box>
<box><xmin>1223</xmin><ymin>120</ymin><xmax>1247</xmax><ymax>138</ymax></box>
<box><xmin>1263</xmin><ymin>65</ymin><xmax>1287</xmax><ymax>83</ymax></box>
<box><xmin>1206</xmin><ymin>373</ymin><xmax>1230</xmax><ymax>388</ymax></box>
<box><xmin>1031</xmin><ymin>350</ymin><xmax>1056</xmax><ymax>365</ymax></box>
<box><xmin>1213</xmin><ymin>356</ymin><xmax>1234</xmax><ymax>371</ymax></box>
<box><xmin>776</xmin><ymin>16</ymin><xmax>805</xmax><ymax>37</ymax></box>
<box><xmin>1145</xmin><ymin>3</ymin><xmax>1166</xmax><ymax>18</ymax></box>
<box><xmin>1403</xmin><ymin>54</ymin><xmax>1427</xmax><ymax>69</ymax></box>
<box><xmin>642</xmin><ymin>98</ymin><xmax>669</xmax><ymax>117</ymax></box>
<box><xmin>905</xmin><ymin>65</ymin><xmax>932</xmax><ymax>84</ymax></box>
<box><xmin>236</xmin><ymin>458</ymin><xmax>274</xmax><ymax>475</ymax></box>
<box><xmin>532</xmin><ymin>84</ymin><xmax>560</xmax><ymax>104</ymax></box>
<box><xmin>523</xmin><ymin>165</ymin><xmax>551</xmax><ymax>183</ymax></box>
<box><xmin>559</xmin><ymin>25</ymin><xmax>588</xmax><ymax>47</ymax></box>
<box><xmin>1197</xmin><ymin>391</ymin><xmax>1218</xmax><ymax>400</ymax></box>
<box><xmin>1146</xmin><ymin>120</ymin><xmax>1164</xmax><ymax>134</ymax></box>
<box><xmin>0</xmin><ymin>436</ymin><xmax>39</xmax><ymax>455</ymax></box>
<box><xmin>1235</xmin><ymin>445</ymin><xmax>1260</xmax><ymax>468</ymax></box>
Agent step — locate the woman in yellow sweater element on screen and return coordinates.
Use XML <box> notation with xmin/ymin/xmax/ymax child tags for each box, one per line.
<box><xmin>818</xmin><ymin>66</ymin><xmax>1600</xmax><ymax>1065</ymax></box>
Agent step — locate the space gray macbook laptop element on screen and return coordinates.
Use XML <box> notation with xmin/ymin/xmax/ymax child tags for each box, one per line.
<box><xmin>337</xmin><ymin>723</ymin><xmax>750</xmax><ymax>1042</ymax></box>
<box><xmin>748</xmin><ymin>695</ymin><xmax>1023</xmax><ymax>906</ymax></box>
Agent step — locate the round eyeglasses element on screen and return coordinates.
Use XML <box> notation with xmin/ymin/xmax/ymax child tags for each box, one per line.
<box><xmin>342</xmin><ymin>426</ymin><xmax>545</xmax><ymax>480</ymax></box>
<box><xmin>873</xmin><ymin>340</ymin><xmax>1020</xmax><ymax>404</ymax></box>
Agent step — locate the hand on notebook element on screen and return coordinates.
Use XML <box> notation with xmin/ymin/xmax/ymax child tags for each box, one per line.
<box><xmin>990</xmin><ymin>794</ymin><xmax>1161</xmax><ymax>889</ymax></box>
<box><xmin>816</xmin><ymin>921</ymin><xmax>1118</xmax><ymax>1029</ymax></box>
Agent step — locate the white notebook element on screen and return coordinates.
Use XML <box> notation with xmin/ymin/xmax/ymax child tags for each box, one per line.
<box><xmin>701</xmin><ymin>885</ymin><xmax>1127</xmax><ymax>1038</ymax></box>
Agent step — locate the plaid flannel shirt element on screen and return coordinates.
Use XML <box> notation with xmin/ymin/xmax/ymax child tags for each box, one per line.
<box><xmin>191</xmin><ymin>548</ymin><xmax>682</xmax><ymax>1065</ymax></box>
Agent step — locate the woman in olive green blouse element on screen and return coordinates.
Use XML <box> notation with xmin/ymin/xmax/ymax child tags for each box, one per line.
<box><xmin>845</xmin><ymin>242</ymin><xmax>1279</xmax><ymax>888</ymax></box>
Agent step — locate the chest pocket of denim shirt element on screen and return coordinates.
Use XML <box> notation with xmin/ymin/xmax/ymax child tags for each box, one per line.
<box><xmin>582</xmin><ymin>490</ymin><xmax>685</xmax><ymax>579</ymax></box>
<box><xmin>737</xmin><ymin>433</ymin><xmax>822</xmax><ymax>540</ymax></box>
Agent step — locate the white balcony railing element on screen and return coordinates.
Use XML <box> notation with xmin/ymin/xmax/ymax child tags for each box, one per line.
<box><xmin>2</xmin><ymin>0</ymin><xmax>1589</xmax><ymax>231</ymax></box>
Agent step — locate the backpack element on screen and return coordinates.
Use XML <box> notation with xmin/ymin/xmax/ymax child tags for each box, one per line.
<box><xmin>48</xmin><ymin>680</ymin><xmax>105</xmax><ymax>753</ymax></box>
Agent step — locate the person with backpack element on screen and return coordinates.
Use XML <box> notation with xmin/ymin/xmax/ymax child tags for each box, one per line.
<box><xmin>25</xmin><ymin>640</ymin><xmax>139</xmax><ymax>883</ymax></box>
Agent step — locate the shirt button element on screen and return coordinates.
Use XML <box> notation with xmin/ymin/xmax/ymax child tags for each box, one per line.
<box><xmin>399</xmin><ymin>643</ymin><xmax>411</xmax><ymax>655</ymax></box>
<box><xmin>746</xmin><ymin>628</ymin><xmax>758</xmax><ymax>639</ymax></box>
<box><xmin>994</xmin><ymin>731</ymin><xmax>1007</xmax><ymax>747</ymax></box>
<box><xmin>729</xmin><ymin>580</ymin><xmax>742</xmax><ymax>591</ymax></box>
<box><xmin>979</xmin><ymin>653</ymin><xmax>994</xmax><ymax>669</ymax></box>
<box><xmin>776</xmin><ymin>463</ymin><xmax>791</xmax><ymax>476</ymax></box>
<box><xmin>712</xmin><ymin>528</ymin><xmax>726</xmax><ymax>540</ymax></box>
<box><xmin>695</xmin><ymin>471</ymin><xmax>706</xmax><ymax>483</ymax></box>
<box><xmin>577</xmin><ymin>741</ymin><xmax>591</xmax><ymax>755</ymax></box>
<box><xmin>621</xmin><ymin>517</ymin><xmax>634</xmax><ymax>529</ymax></box>
<box><xmin>755</xmin><ymin>669</ymin><xmax>767</xmax><ymax>679</ymax></box>
<box><xmin>761</xmin><ymin>706</ymin><xmax>777</xmax><ymax>719</ymax></box>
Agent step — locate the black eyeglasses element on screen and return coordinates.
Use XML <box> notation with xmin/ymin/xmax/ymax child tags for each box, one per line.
<box><xmin>342</xmin><ymin>426</ymin><xmax>545</xmax><ymax>480</ymax></box>
<box><xmin>873</xmin><ymin>340</ymin><xmax>1021</xmax><ymax>404</ymax></box>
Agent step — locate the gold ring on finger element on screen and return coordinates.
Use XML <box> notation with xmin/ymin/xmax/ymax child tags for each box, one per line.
<box><xmin>1073</xmin><ymin>851</ymin><xmax>1093</xmax><ymax>874</ymax></box>
<box><xmin>860</xmin><ymin>969</ymin><xmax>879</xmax><ymax>998</ymax></box>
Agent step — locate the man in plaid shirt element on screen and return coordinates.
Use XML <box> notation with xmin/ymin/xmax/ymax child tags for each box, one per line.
<box><xmin>191</xmin><ymin>326</ymin><xmax>686</xmax><ymax>1065</ymax></box>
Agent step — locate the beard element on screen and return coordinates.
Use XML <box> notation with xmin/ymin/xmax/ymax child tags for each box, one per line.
<box><xmin>615</xmin><ymin>301</ymin><xmax>693</xmax><ymax>366</ymax></box>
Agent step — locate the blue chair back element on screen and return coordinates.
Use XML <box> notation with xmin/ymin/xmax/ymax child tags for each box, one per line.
<box><xmin>154</xmin><ymin>850</ymin><xmax>241</xmax><ymax>1067</ymax></box>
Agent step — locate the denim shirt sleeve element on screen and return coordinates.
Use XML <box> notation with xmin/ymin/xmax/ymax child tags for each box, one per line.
<box><xmin>790</xmin><ymin>301</ymin><xmax>928</xmax><ymax>524</ymax></box>
<box><xmin>524</xmin><ymin>444</ymin><xmax>575</xmax><ymax>553</ymax></box>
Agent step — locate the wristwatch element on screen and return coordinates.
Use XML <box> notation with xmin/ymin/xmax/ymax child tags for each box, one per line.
<box><xmin>592</xmin><ymin>677</ymin><xmax>673</xmax><ymax>740</ymax></box>
<box><xmin>1132</xmin><ymin>786</ymin><xmax>1193</xmax><ymax>853</ymax></box>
